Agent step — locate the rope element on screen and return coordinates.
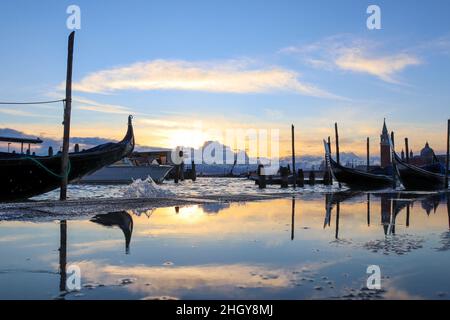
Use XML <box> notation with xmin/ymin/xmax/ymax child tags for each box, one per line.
<box><xmin>0</xmin><ymin>99</ymin><xmax>65</xmax><ymax>105</ymax></box>
<box><xmin>24</xmin><ymin>156</ymin><xmax>71</xmax><ymax>179</ymax></box>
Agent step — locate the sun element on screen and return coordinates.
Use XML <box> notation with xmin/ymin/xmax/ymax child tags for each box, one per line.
<box><xmin>167</xmin><ymin>129</ymin><xmax>208</xmax><ymax>148</ymax></box>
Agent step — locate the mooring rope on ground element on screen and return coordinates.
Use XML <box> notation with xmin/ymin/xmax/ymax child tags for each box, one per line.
<box><xmin>0</xmin><ymin>99</ymin><xmax>65</xmax><ymax>105</ymax></box>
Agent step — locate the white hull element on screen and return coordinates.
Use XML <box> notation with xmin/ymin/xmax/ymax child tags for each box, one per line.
<box><xmin>80</xmin><ymin>165</ymin><xmax>173</xmax><ymax>184</ymax></box>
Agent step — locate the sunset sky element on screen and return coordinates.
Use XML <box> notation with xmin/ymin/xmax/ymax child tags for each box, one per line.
<box><xmin>1</xmin><ymin>0</ymin><xmax>450</xmax><ymax>157</ymax></box>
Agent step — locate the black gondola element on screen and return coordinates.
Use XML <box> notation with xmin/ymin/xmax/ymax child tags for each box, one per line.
<box><xmin>0</xmin><ymin>115</ymin><xmax>135</xmax><ymax>201</ymax></box>
<box><xmin>324</xmin><ymin>140</ymin><xmax>393</xmax><ymax>189</ymax></box>
<box><xmin>392</xmin><ymin>151</ymin><xmax>447</xmax><ymax>191</ymax></box>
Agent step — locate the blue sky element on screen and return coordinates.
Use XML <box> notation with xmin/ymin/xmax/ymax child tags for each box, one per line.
<box><xmin>0</xmin><ymin>0</ymin><xmax>450</xmax><ymax>156</ymax></box>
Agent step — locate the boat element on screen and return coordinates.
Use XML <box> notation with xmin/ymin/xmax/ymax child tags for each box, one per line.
<box><xmin>392</xmin><ymin>150</ymin><xmax>447</xmax><ymax>190</ymax></box>
<box><xmin>80</xmin><ymin>158</ymin><xmax>173</xmax><ymax>184</ymax></box>
<box><xmin>324</xmin><ymin>140</ymin><xmax>393</xmax><ymax>189</ymax></box>
<box><xmin>0</xmin><ymin>115</ymin><xmax>135</xmax><ymax>201</ymax></box>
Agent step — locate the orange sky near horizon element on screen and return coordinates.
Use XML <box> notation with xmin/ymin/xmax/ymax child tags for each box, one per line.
<box><xmin>1</xmin><ymin>116</ymin><xmax>449</xmax><ymax>158</ymax></box>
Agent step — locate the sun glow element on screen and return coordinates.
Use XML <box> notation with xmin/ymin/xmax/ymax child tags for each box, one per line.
<box><xmin>167</xmin><ymin>129</ymin><xmax>208</xmax><ymax>149</ymax></box>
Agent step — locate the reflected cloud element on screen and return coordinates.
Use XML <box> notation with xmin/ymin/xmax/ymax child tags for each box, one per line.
<box><xmin>69</xmin><ymin>260</ymin><xmax>341</xmax><ymax>299</ymax></box>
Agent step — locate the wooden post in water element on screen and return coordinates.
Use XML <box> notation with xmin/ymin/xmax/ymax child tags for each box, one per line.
<box><xmin>60</xmin><ymin>31</ymin><xmax>75</xmax><ymax>201</ymax></box>
<box><xmin>366</xmin><ymin>137</ymin><xmax>370</xmax><ymax>172</ymax></box>
<box><xmin>180</xmin><ymin>161</ymin><xmax>185</xmax><ymax>181</ymax></box>
<box><xmin>291</xmin><ymin>125</ymin><xmax>297</xmax><ymax>189</ymax></box>
<box><xmin>391</xmin><ymin>132</ymin><xmax>396</xmax><ymax>189</ymax></box>
<box><xmin>445</xmin><ymin>119</ymin><xmax>450</xmax><ymax>189</ymax></box>
<box><xmin>297</xmin><ymin>169</ymin><xmax>304</xmax><ymax>187</ymax></box>
<box><xmin>258</xmin><ymin>164</ymin><xmax>266</xmax><ymax>189</ymax></box>
<box><xmin>367</xmin><ymin>194</ymin><xmax>370</xmax><ymax>226</ymax></box>
<box><xmin>191</xmin><ymin>160</ymin><xmax>197</xmax><ymax>182</ymax></box>
<box><xmin>280</xmin><ymin>167</ymin><xmax>289</xmax><ymax>188</ymax></box>
<box><xmin>334</xmin><ymin>123</ymin><xmax>340</xmax><ymax>165</ymax></box>
<box><xmin>309</xmin><ymin>170</ymin><xmax>316</xmax><ymax>185</ymax></box>
<box><xmin>405</xmin><ymin>138</ymin><xmax>410</xmax><ymax>164</ymax></box>
<box><xmin>174</xmin><ymin>165</ymin><xmax>180</xmax><ymax>184</ymax></box>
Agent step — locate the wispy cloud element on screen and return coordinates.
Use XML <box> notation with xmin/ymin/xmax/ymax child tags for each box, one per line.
<box><xmin>280</xmin><ymin>35</ymin><xmax>421</xmax><ymax>84</ymax></box>
<box><xmin>73</xmin><ymin>96</ymin><xmax>135</xmax><ymax>115</ymax></box>
<box><xmin>71</xmin><ymin>59</ymin><xmax>340</xmax><ymax>99</ymax></box>
<box><xmin>335</xmin><ymin>49</ymin><xmax>421</xmax><ymax>84</ymax></box>
<box><xmin>0</xmin><ymin>107</ymin><xmax>58</xmax><ymax>118</ymax></box>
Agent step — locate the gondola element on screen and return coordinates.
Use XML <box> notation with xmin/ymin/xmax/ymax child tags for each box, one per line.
<box><xmin>323</xmin><ymin>140</ymin><xmax>393</xmax><ymax>189</ymax></box>
<box><xmin>0</xmin><ymin>115</ymin><xmax>135</xmax><ymax>201</ymax></box>
<box><xmin>392</xmin><ymin>150</ymin><xmax>447</xmax><ymax>191</ymax></box>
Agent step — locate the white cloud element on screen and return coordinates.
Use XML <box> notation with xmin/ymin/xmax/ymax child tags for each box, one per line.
<box><xmin>335</xmin><ymin>49</ymin><xmax>421</xmax><ymax>83</ymax></box>
<box><xmin>71</xmin><ymin>59</ymin><xmax>340</xmax><ymax>99</ymax></box>
<box><xmin>0</xmin><ymin>107</ymin><xmax>58</xmax><ymax>118</ymax></box>
<box><xmin>280</xmin><ymin>35</ymin><xmax>421</xmax><ymax>84</ymax></box>
<box><xmin>73</xmin><ymin>96</ymin><xmax>135</xmax><ymax>115</ymax></box>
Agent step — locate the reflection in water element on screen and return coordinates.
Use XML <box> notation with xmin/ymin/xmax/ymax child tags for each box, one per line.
<box><xmin>291</xmin><ymin>197</ymin><xmax>295</xmax><ymax>241</ymax></box>
<box><xmin>59</xmin><ymin>220</ymin><xmax>67</xmax><ymax>293</ymax></box>
<box><xmin>91</xmin><ymin>211</ymin><xmax>134</xmax><ymax>254</ymax></box>
<box><xmin>201</xmin><ymin>203</ymin><xmax>231</xmax><ymax>214</ymax></box>
<box><xmin>381</xmin><ymin>195</ymin><xmax>391</xmax><ymax>235</ymax></box>
<box><xmin>406</xmin><ymin>204</ymin><xmax>410</xmax><ymax>228</ymax></box>
<box><xmin>2</xmin><ymin>191</ymin><xmax>450</xmax><ymax>300</ymax></box>
<box><xmin>437</xmin><ymin>198</ymin><xmax>450</xmax><ymax>251</ymax></box>
<box><xmin>324</xmin><ymin>192</ymin><xmax>450</xmax><ymax>238</ymax></box>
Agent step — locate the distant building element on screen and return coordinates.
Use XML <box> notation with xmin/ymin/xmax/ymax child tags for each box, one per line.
<box><xmin>379</xmin><ymin>120</ymin><xmax>447</xmax><ymax>168</ymax></box>
<box><xmin>403</xmin><ymin>142</ymin><xmax>444</xmax><ymax>166</ymax></box>
<box><xmin>380</xmin><ymin>119</ymin><xmax>391</xmax><ymax>168</ymax></box>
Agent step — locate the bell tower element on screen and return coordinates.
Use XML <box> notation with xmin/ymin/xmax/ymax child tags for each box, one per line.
<box><xmin>380</xmin><ymin>119</ymin><xmax>391</xmax><ymax>168</ymax></box>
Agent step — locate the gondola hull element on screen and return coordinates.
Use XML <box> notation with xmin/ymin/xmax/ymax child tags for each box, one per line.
<box><xmin>330</xmin><ymin>158</ymin><xmax>393</xmax><ymax>190</ymax></box>
<box><xmin>393</xmin><ymin>152</ymin><xmax>446</xmax><ymax>191</ymax></box>
<box><xmin>0</xmin><ymin>116</ymin><xmax>135</xmax><ymax>201</ymax></box>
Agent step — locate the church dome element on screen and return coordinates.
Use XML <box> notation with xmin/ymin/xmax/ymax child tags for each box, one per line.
<box><xmin>420</xmin><ymin>142</ymin><xmax>434</xmax><ymax>158</ymax></box>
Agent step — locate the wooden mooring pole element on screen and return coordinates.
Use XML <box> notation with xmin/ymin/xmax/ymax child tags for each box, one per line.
<box><xmin>391</xmin><ymin>131</ymin><xmax>396</xmax><ymax>189</ymax></box>
<box><xmin>334</xmin><ymin>123</ymin><xmax>340</xmax><ymax>164</ymax></box>
<box><xmin>366</xmin><ymin>137</ymin><xmax>370</xmax><ymax>172</ymax></box>
<box><xmin>258</xmin><ymin>164</ymin><xmax>266</xmax><ymax>189</ymax></box>
<box><xmin>291</xmin><ymin>125</ymin><xmax>296</xmax><ymax>189</ymax></box>
<box><xmin>445</xmin><ymin>119</ymin><xmax>449</xmax><ymax>189</ymax></box>
<box><xmin>405</xmin><ymin>137</ymin><xmax>410</xmax><ymax>163</ymax></box>
<box><xmin>60</xmin><ymin>31</ymin><xmax>75</xmax><ymax>201</ymax></box>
